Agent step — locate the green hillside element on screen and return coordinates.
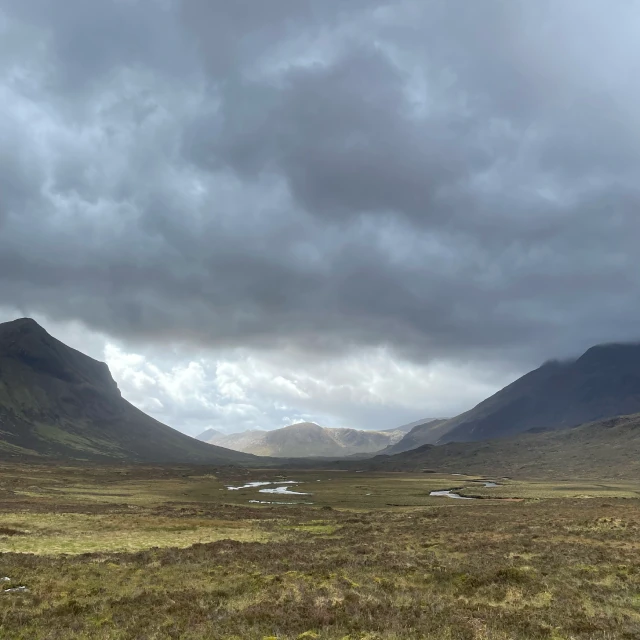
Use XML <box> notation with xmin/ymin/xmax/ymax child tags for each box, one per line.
<box><xmin>0</xmin><ymin>318</ymin><xmax>257</xmax><ymax>464</ymax></box>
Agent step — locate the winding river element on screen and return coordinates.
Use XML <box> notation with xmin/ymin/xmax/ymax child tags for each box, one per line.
<box><xmin>429</xmin><ymin>481</ymin><xmax>500</xmax><ymax>500</ymax></box>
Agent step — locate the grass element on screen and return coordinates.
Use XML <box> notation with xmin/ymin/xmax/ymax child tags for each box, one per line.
<box><xmin>0</xmin><ymin>512</ymin><xmax>269</xmax><ymax>554</ymax></box>
<box><xmin>1</xmin><ymin>462</ymin><xmax>640</xmax><ymax>639</ymax></box>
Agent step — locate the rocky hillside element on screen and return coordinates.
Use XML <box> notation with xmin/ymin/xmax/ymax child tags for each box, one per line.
<box><xmin>201</xmin><ymin>421</ymin><xmax>406</xmax><ymax>457</ymax></box>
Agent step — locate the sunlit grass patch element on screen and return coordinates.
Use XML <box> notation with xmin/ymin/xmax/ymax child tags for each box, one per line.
<box><xmin>0</xmin><ymin>512</ymin><xmax>271</xmax><ymax>554</ymax></box>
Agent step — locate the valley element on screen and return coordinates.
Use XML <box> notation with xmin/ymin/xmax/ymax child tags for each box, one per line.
<box><xmin>2</xmin><ymin>318</ymin><xmax>640</xmax><ymax>638</ymax></box>
<box><xmin>1</xmin><ymin>462</ymin><xmax>640</xmax><ymax>639</ymax></box>
<box><xmin>2</xmin><ymin>3</ymin><xmax>637</xmax><ymax>638</ymax></box>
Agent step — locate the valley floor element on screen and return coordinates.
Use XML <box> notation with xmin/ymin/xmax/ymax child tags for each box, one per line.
<box><xmin>1</xmin><ymin>463</ymin><xmax>639</xmax><ymax>639</ymax></box>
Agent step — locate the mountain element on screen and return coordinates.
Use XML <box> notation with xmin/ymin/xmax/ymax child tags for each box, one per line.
<box><xmin>202</xmin><ymin>421</ymin><xmax>406</xmax><ymax>457</ymax></box>
<box><xmin>196</xmin><ymin>428</ymin><xmax>223</xmax><ymax>442</ymax></box>
<box><xmin>354</xmin><ymin>412</ymin><xmax>640</xmax><ymax>479</ymax></box>
<box><xmin>0</xmin><ymin>318</ymin><xmax>258</xmax><ymax>464</ymax></box>
<box><xmin>378</xmin><ymin>418</ymin><xmax>449</xmax><ymax>454</ymax></box>
<box><xmin>202</xmin><ymin>429</ymin><xmax>268</xmax><ymax>453</ymax></box>
<box><xmin>388</xmin><ymin>418</ymin><xmax>442</xmax><ymax>433</ymax></box>
<box><xmin>383</xmin><ymin>342</ymin><xmax>640</xmax><ymax>450</ymax></box>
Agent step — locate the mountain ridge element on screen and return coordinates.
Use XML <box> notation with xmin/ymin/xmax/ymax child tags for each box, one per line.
<box><xmin>201</xmin><ymin>421</ymin><xmax>407</xmax><ymax>457</ymax></box>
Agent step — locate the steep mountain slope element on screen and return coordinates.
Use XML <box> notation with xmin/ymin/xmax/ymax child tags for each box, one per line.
<box><xmin>433</xmin><ymin>343</ymin><xmax>640</xmax><ymax>444</ymax></box>
<box><xmin>380</xmin><ymin>342</ymin><xmax>640</xmax><ymax>452</ymax></box>
<box><xmin>203</xmin><ymin>422</ymin><xmax>405</xmax><ymax>457</ymax></box>
<box><xmin>0</xmin><ymin>318</ymin><xmax>258</xmax><ymax>463</ymax></box>
<box><xmin>355</xmin><ymin>413</ymin><xmax>640</xmax><ymax>479</ymax></box>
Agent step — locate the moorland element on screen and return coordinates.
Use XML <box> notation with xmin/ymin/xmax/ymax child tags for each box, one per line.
<box><xmin>1</xmin><ymin>462</ymin><xmax>640</xmax><ymax>640</ymax></box>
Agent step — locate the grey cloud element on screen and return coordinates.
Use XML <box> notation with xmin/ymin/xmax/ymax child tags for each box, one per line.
<box><xmin>179</xmin><ymin>0</ymin><xmax>375</xmax><ymax>78</ymax></box>
<box><xmin>2</xmin><ymin>0</ymin><xmax>193</xmax><ymax>89</ymax></box>
<box><xmin>204</xmin><ymin>45</ymin><xmax>489</xmax><ymax>224</ymax></box>
<box><xmin>1</xmin><ymin>0</ymin><xmax>640</xmax><ymax>381</ymax></box>
<box><xmin>0</xmin><ymin>143</ymin><xmax>40</xmax><ymax>223</ymax></box>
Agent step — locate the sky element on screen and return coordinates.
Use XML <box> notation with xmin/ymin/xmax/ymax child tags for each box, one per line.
<box><xmin>1</xmin><ymin>1</ymin><xmax>640</xmax><ymax>436</ymax></box>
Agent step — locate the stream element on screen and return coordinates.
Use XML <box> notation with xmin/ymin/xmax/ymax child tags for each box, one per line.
<box><xmin>259</xmin><ymin>485</ymin><xmax>310</xmax><ymax>495</ymax></box>
<box><xmin>430</xmin><ymin>481</ymin><xmax>500</xmax><ymax>500</ymax></box>
<box><xmin>226</xmin><ymin>481</ymin><xmax>297</xmax><ymax>491</ymax></box>
<box><xmin>226</xmin><ymin>480</ymin><xmax>313</xmax><ymax>501</ymax></box>
<box><xmin>248</xmin><ymin>500</ymin><xmax>314</xmax><ymax>505</ymax></box>
<box><xmin>429</xmin><ymin>490</ymin><xmax>475</xmax><ymax>500</ymax></box>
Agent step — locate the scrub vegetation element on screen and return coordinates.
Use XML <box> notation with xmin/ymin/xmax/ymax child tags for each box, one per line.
<box><xmin>1</xmin><ymin>463</ymin><xmax>640</xmax><ymax>639</ymax></box>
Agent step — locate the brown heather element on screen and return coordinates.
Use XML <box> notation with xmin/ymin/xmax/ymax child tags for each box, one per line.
<box><xmin>0</xmin><ymin>463</ymin><xmax>639</xmax><ymax>639</ymax></box>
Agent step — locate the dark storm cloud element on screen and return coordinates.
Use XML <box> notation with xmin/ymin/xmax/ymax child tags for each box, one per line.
<box><xmin>1</xmin><ymin>0</ymin><xmax>640</xmax><ymax>370</ymax></box>
<box><xmin>206</xmin><ymin>46</ymin><xmax>486</xmax><ymax>223</ymax></box>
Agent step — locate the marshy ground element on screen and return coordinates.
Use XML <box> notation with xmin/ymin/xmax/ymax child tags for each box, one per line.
<box><xmin>1</xmin><ymin>463</ymin><xmax>640</xmax><ymax>639</ymax></box>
